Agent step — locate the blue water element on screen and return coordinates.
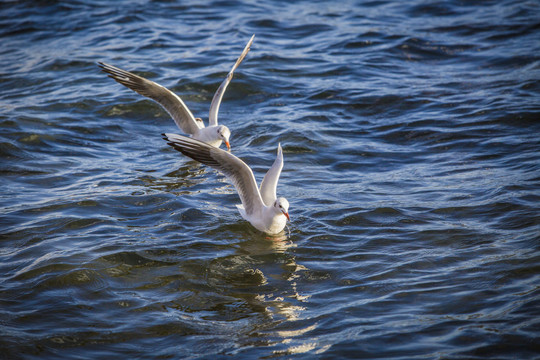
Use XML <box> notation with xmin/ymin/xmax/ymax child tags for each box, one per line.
<box><xmin>1</xmin><ymin>0</ymin><xmax>539</xmax><ymax>359</ymax></box>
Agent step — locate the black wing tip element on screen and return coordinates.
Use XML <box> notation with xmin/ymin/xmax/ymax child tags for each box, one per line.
<box><xmin>162</xmin><ymin>134</ymin><xmax>188</xmax><ymax>149</ymax></box>
<box><xmin>97</xmin><ymin>61</ymin><xmax>111</xmax><ymax>71</ymax></box>
<box><xmin>98</xmin><ymin>62</ymin><xmax>117</xmax><ymax>75</ymax></box>
<box><xmin>98</xmin><ymin>62</ymin><xmax>126</xmax><ymax>75</ymax></box>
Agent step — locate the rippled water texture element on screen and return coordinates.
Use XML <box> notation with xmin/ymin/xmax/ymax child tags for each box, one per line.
<box><xmin>1</xmin><ymin>0</ymin><xmax>539</xmax><ymax>358</ymax></box>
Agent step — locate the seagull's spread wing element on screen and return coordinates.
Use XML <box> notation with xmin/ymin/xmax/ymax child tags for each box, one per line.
<box><xmin>208</xmin><ymin>35</ymin><xmax>255</xmax><ymax>127</ymax></box>
<box><xmin>163</xmin><ymin>133</ymin><xmax>265</xmax><ymax>215</ymax></box>
<box><xmin>259</xmin><ymin>143</ymin><xmax>283</xmax><ymax>206</ymax></box>
<box><xmin>98</xmin><ymin>62</ymin><xmax>203</xmax><ymax>134</ymax></box>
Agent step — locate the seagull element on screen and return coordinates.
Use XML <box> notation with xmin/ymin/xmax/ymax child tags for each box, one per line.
<box><xmin>98</xmin><ymin>35</ymin><xmax>255</xmax><ymax>150</ymax></box>
<box><xmin>163</xmin><ymin>133</ymin><xmax>290</xmax><ymax>235</ymax></box>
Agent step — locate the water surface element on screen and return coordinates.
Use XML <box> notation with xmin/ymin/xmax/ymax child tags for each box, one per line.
<box><xmin>1</xmin><ymin>0</ymin><xmax>539</xmax><ymax>358</ymax></box>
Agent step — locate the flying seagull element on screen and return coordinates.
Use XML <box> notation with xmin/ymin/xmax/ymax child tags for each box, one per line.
<box><xmin>163</xmin><ymin>133</ymin><xmax>290</xmax><ymax>235</ymax></box>
<box><xmin>99</xmin><ymin>35</ymin><xmax>255</xmax><ymax>150</ymax></box>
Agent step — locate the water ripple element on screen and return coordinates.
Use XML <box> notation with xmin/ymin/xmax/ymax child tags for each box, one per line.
<box><xmin>1</xmin><ymin>0</ymin><xmax>539</xmax><ymax>358</ymax></box>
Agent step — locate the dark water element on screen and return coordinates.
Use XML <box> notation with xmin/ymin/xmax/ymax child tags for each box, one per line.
<box><xmin>1</xmin><ymin>0</ymin><xmax>539</xmax><ymax>358</ymax></box>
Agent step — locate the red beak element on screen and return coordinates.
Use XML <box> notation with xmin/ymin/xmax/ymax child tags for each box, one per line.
<box><xmin>225</xmin><ymin>141</ymin><xmax>231</xmax><ymax>151</ymax></box>
<box><xmin>283</xmin><ymin>211</ymin><xmax>290</xmax><ymax>221</ymax></box>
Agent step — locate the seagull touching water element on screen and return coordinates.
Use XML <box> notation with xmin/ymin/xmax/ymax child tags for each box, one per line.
<box><xmin>163</xmin><ymin>133</ymin><xmax>290</xmax><ymax>235</ymax></box>
<box><xmin>98</xmin><ymin>35</ymin><xmax>255</xmax><ymax>150</ymax></box>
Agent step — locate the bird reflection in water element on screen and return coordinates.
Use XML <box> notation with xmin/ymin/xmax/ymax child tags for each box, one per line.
<box><xmin>206</xmin><ymin>233</ymin><xmax>306</xmax><ymax>312</ymax></box>
<box><xmin>201</xmin><ymin>233</ymin><xmax>329</xmax><ymax>355</ymax></box>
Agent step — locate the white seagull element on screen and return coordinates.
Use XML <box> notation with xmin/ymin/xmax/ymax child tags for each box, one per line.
<box><xmin>98</xmin><ymin>35</ymin><xmax>255</xmax><ymax>150</ymax></box>
<box><xmin>163</xmin><ymin>133</ymin><xmax>290</xmax><ymax>235</ymax></box>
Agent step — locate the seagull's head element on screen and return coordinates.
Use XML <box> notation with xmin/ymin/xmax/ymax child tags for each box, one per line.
<box><xmin>216</xmin><ymin>125</ymin><xmax>231</xmax><ymax>151</ymax></box>
<box><xmin>274</xmin><ymin>197</ymin><xmax>290</xmax><ymax>221</ymax></box>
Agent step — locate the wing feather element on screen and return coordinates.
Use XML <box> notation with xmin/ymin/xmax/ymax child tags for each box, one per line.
<box><xmin>163</xmin><ymin>133</ymin><xmax>265</xmax><ymax>215</ymax></box>
<box><xmin>259</xmin><ymin>143</ymin><xmax>283</xmax><ymax>206</ymax></box>
<box><xmin>208</xmin><ymin>35</ymin><xmax>255</xmax><ymax>126</ymax></box>
<box><xmin>98</xmin><ymin>62</ymin><xmax>202</xmax><ymax>134</ymax></box>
